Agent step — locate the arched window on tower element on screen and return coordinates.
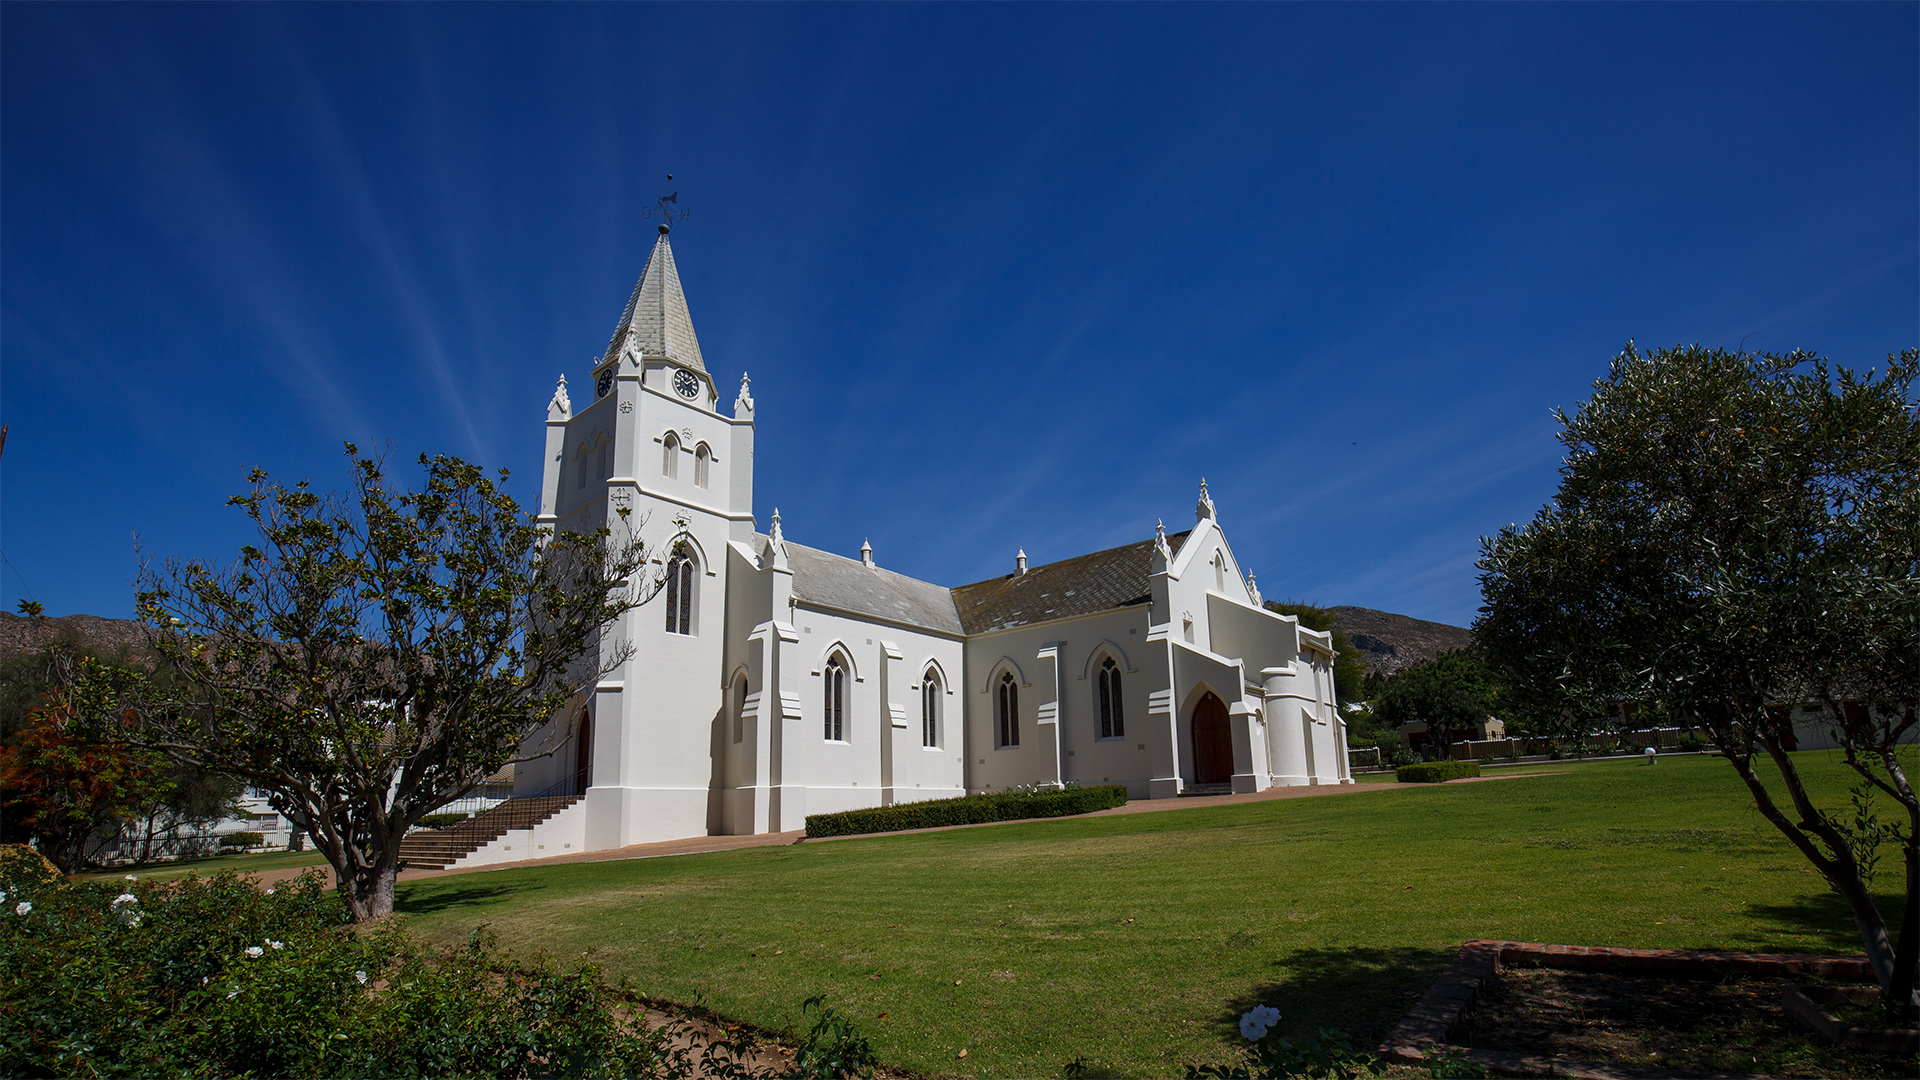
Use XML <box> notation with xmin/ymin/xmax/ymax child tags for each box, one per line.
<box><xmin>823</xmin><ymin>656</ymin><xmax>847</xmax><ymax>742</ymax></box>
<box><xmin>997</xmin><ymin>671</ymin><xmax>1020</xmax><ymax>748</ymax></box>
<box><xmin>662</xmin><ymin>432</ymin><xmax>680</xmax><ymax>479</ymax></box>
<box><xmin>733</xmin><ymin>674</ymin><xmax>749</xmax><ymax>743</ymax></box>
<box><xmin>1098</xmin><ymin>656</ymin><xmax>1124</xmax><ymax>739</ymax></box>
<box><xmin>663</xmin><ymin>553</ymin><xmax>694</xmax><ymax>635</ymax></box>
<box><xmin>921</xmin><ymin>668</ymin><xmax>941</xmax><ymax>748</ymax></box>
<box><xmin>694</xmin><ymin>443</ymin><xmax>711</xmax><ymax>488</ymax></box>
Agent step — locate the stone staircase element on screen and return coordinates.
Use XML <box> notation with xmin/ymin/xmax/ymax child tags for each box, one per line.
<box><xmin>1179</xmin><ymin>782</ymin><xmax>1234</xmax><ymax>798</ymax></box>
<box><xmin>399</xmin><ymin>795</ymin><xmax>583</xmax><ymax>871</ymax></box>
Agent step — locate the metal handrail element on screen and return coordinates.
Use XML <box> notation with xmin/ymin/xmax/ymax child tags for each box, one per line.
<box><xmin>414</xmin><ymin>769</ymin><xmax>589</xmax><ymax>850</ymax></box>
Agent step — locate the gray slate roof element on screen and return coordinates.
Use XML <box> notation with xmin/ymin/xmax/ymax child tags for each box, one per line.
<box><xmin>762</xmin><ymin>529</ymin><xmax>1191</xmax><ymax>638</ymax></box>
<box><xmin>775</xmin><ymin>538</ymin><xmax>966</xmax><ymax>636</ymax></box>
<box><xmin>602</xmin><ymin>230</ymin><xmax>706</xmax><ymax>373</ymax></box>
<box><xmin>948</xmin><ymin>530</ymin><xmax>1189</xmax><ymax>635</ymax></box>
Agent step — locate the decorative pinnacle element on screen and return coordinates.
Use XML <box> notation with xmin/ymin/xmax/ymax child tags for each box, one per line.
<box><xmin>1196</xmin><ymin>477</ymin><xmax>1216</xmax><ymax>521</ymax></box>
<box><xmin>769</xmin><ymin>508</ymin><xmax>783</xmax><ymax>545</ymax></box>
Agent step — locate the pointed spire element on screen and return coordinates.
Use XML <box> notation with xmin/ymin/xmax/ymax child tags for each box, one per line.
<box><xmin>1154</xmin><ymin>518</ymin><xmax>1171</xmax><ymax>562</ymax></box>
<box><xmin>735</xmin><ymin>371</ymin><xmax>755</xmax><ymax>419</ymax></box>
<box><xmin>767</xmin><ymin>508</ymin><xmax>789</xmax><ymax>571</ymax></box>
<box><xmin>547</xmin><ymin>374</ymin><xmax>572</xmax><ymax>421</ymax></box>
<box><xmin>1196</xmin><ymin>478</ymin><xmax>1216</xmax><ymax>522</ymax></box>
<box><xmin>1016</xmin><ymin>548</ymin><xmax>1028</xmax><ymax>575</ymax></box>
<box><xmin>860</xmin><ymin>538</ymin><xmax>874</xmax><ymax>568</ymax></box>
<box><xmin>601</xmin><ymin>228</ymin><xmax>706</xmax><ymax>374</ymax></box>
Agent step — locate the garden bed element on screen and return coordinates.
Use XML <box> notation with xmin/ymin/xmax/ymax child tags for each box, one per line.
<box><xmin>1461</xmin><ymin>967</ymin><xmax>1913</xmax><ymax>1078</ymax></box>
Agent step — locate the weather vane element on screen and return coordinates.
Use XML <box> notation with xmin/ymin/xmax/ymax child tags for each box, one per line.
<box><xmin>642</xmin><ymin>174</ymin><xmax>689</xmax><ymax>230</ymax></box>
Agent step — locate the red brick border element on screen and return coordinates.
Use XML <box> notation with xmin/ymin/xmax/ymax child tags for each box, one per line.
<box><xmin>1379</xmin><ymin>940</ymin><xmax>1882</xmax><ymax>1078</ymax></box>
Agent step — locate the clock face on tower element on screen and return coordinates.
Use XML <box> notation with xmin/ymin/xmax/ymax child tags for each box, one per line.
<box><xmin>673</xmin><ymin>370</ymin><xmax>701</xmax><ymax>399</ymax></box>
<box><xmin>595</xmin><ymin>367</ymin><xmax>614</xmax><ymax>399</ymax></box>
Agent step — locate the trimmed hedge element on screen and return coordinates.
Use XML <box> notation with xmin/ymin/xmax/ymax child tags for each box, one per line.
<box><xmin>416</xmin><ymin>812</ymin><xmax>471</xmax><ymax>830</ymax></box>
<box><xmin>804</xmin><ymin>785</ymin><xmax>1127</xmax><ymax>839</ymax></box>
<box><xmin>1395</xmin><ymin>760</ymin><xmax>1482</xmax><ymax>783</ymax></box>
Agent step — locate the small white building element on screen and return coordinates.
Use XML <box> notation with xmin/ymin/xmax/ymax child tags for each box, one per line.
<box><xmin>510</xmin><ymin>225</ymin><xmax>1348</xmax><ymax>855</ymax></box>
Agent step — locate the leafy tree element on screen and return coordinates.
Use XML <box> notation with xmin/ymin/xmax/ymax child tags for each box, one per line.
<box><xmin>1263</xmin><ymin>601</ymin><xmax>1367</xmax><ymax>705</ymax></box>
<box><xmin>0</xmin><ymin>661</ymin><xmax>168</xmax><ymax>874</ymax></box>
<box><xmin>127</xmin><ymin>447</ymin><xmax>650</xmax><ymax>921</ymax></box>
<box><xmin>1368</xmin><ymin>650</ymin><xmax>1495</xmax><ymax>760</ymax></box>
<box><xmin>1476</xmin><ymin>343</ymin><xmax>1920</xmax><ymax>1020</ymax></box>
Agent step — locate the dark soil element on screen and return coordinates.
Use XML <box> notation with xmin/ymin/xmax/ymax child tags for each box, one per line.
<box><xmin>1455</xmin><ymin>967</ymin><xmax>1917</xmax><ymax>1079</ymax></box>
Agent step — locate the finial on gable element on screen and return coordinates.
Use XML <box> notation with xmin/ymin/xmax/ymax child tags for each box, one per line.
<box><xmin>861</xmin><ymin>538</ymin><xmax>874</xmax><ymax>568</ymax></box>
<box><xmin>1246</xmin><ymin>570</ymin><xmax>1262</xmax><ymax>606</ymax></box>
<box><xmin>735</xmin><ymin>371</ymin><xmax>755</xmax><ymax>419</ymax></box>
<box><xmin>766</xmin><ymin>508</ymin><xmax>789</xmax><ymax>571</ymax></box>
<box><xmin>1154</xmin><ymin>518</ymin><xmax>1171</xmax><ymax>561</ymax></box>
<box><xmin>1196</xmin><ymin>478</ymin><xmax>1216</xmax><ymax>522</ymax></box>
<box><xmin>548</xmin><ymin>374</ymin><xmax>572</xmax><ymax>421</ymax></box>
<box><xmin>1016</xmin><ymin>548</ymin><xmax>1028</xmax><ymax>575</ymax></box>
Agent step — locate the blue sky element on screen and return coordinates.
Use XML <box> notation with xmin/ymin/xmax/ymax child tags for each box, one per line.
<box><xmin>3</xmin><ymin>3</ymin><xmax>1914</xmax><ymax>629</ymax></box>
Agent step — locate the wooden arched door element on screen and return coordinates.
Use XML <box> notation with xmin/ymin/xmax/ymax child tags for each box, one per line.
<box><xmin>1191</xmin><ymin>692</ymin><xmax>1233</xmax><ymax>785</ymax></box>
<box><xmin>574</xmin><ymin>711</ymin><xmax>594</xmax><ymax>794</ymax></box>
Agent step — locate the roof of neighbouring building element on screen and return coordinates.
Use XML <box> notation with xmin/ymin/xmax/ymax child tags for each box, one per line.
<box><xmin>948</xmin><ymin>530</ymin><xmax>1189</xmax><ymax>635</ymax></box>
<box><xmin>602</xmin><ymin>229</ymin><xmax>706</xmax><ymax>374</ymax></box>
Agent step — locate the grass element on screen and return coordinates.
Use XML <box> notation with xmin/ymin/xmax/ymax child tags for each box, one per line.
<box><xmin>393</xmin><ymin>753</ymin><xmax>1906</xmax><ymax>1079</ymax></box>
<box><xmin>74</xmin><ymin>847</ymin><xmax>328</xmax><ymax>883</ymax></box>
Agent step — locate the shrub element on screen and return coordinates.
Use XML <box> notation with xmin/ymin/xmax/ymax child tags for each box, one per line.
<box><xmin>1387</xmin><ymin>747</ymin><xmax>1421</xmax><ymax>769</ymax></box>
<box><xmin>415</xmin><ymin>812</ymin><xmax>471</xmax><ymax>830</ymax></box>
<box><xmin>0</xmin><ymin>868</ymin><xmax>674</xmax><ymax>1077</ymax></box>
<box><xmin>1677</xmin><ymin>730</ymin><xmax>1710</xmax><ymax>752</ymax></box>
<box><xmin>1394</xmin><ymin>761</ymin><xmax>1481</xmax><ymax>783</ymax></box>
<box><xmin>219</xmin><ymin>831</ymin><xmax>264</xmax><ymax>849</ymax></box>
<box><xmin>0</xmin><ymin>844</ymin><xmax>63</xmax><ymax>892</ymax></box>
<box><xmin>804</xmin><ymin>784</ymin><xmax>1126</xmax><ymax>839</ymax></box>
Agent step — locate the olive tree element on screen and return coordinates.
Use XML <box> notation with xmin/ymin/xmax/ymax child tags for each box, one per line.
<box><xmin>131</xmin><ymin>447</ymin><xmax>650</xmax><ymax>921</ymax></box>
<box><xmin>1476</xmin><ymin>343</ymin><xmax>1919</xmax><ymax>1019</ymax></box>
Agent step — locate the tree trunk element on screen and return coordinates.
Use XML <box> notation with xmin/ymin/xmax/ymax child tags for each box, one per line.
<box><xmin>1888</xmin><ymin>835</ymin><xmax>1920</xmax><ymax>1024</ymax></box>
<box><xmin>345</xmin><ymin>864</ymin><xmax>397</xmax><ymax>922</ymax></box>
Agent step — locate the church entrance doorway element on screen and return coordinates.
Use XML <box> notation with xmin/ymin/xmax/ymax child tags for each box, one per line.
<box><xmin>1191</xmin><ymin>693</ymin><xmax>1232</xmax><ymax>785</ymax></box>
<box><xmin>575</xmin><ymin>711</ymin><xmax>594</xmax><ymax>794</ymax></box>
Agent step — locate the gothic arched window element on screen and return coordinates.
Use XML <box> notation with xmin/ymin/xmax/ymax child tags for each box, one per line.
<box><xmin>733</xmin><ymin>674</ymin><xmax>749</xmax><ymax>743</ymax></box>
<box><xmin>1098</xmin><ymin>656</ymin><xmax>1124</xmax><ymax>739</ymax></box>
<box><xmin>824</xmin><ymin>656</ymin><xmax>847</xmax><ymax>742</ymax></box>
<box><xmin>662</xmin><ymin>432</ymin><xmax>680</xmax><ymax>479</ymax></box>
<box><xmin>663</xmin><ymin>554</ymin><xmax>694</xmax><ymax>635</ymax></box>
<box><xmin>694</xmin><ymin>443</ymin><xmax>711</xmax><ymax>488</ymax></box>
<box><xmin>997</xmin><ymin>671</ymin><xmax>1019</xmax><ymax>748</ymax></box>
<box><xmin>921</xmin><ymin>669</ymin><xmax>941</xmax><ymax>748</ymax></box>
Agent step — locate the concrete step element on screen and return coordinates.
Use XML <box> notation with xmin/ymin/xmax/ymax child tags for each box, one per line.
<box><xmin>400</xmin><ymin>793</ymin><xmax>585</xmax><ymax>871</ymax></box>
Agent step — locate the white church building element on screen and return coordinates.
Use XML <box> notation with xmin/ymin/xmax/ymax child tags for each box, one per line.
<box><xmin>508</xmin><ymin>225</ymin><xmax>1349</xmax><ymax>857</ymax></box>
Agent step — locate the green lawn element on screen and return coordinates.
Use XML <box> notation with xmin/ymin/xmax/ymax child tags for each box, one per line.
<box><xmin>75</xmin><ymin>847</ymin><xmax>328</xmax><ymax>883</ymax></box>
<box><xmin>394</xmin><ymin>753</ymin><xmax>1902</xmax><ymax>1079</ymax></box>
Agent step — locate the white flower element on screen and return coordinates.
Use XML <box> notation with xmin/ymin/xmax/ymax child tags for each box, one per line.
<box><xmin>264</xmin><ymin>888</ymin><xmax>274</xmax><ymax>895</ymax></box>
<box><xmin>13</xmin><ymin>901</ymin><xmax>29</xmax><ymax>916</ymax></box>
<box><xmin>114</xmin><ymin>893</ymin><xmax>139</xmax><ymax>908</ymax></box>
<box><xmin>125</xmin><ymin>874</ymin><xmax>138</xmax><ymax>882</ymax></box>
<box><xmin>354</xmin><ymin>970</ymin><xmax>368</xmax><ymax>985</ymax></box>
<box><xmin>227</xmin><ymin>989</ymin><xmax>240</xmax><ymax>999</ymax></box>
<box><xmin>267</xmin><ymin>939</ymin><xmax>284</xmax><ymax>950</ymax></box>
<box><xmin>1239</xmin><ymin>1005</ymin><xmax>1281</xmax><ymax>1041</ymax></box>
<box><xmin>243</xmin><ymin>946</ymin><xmax>264</xmax><ymax>958</ymax></box>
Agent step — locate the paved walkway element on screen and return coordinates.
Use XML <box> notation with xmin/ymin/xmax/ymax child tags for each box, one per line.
<box><xmin>251</xmin><ymin>771</ymin><xmax>1557</xmax><ymax>889</ymax></box>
